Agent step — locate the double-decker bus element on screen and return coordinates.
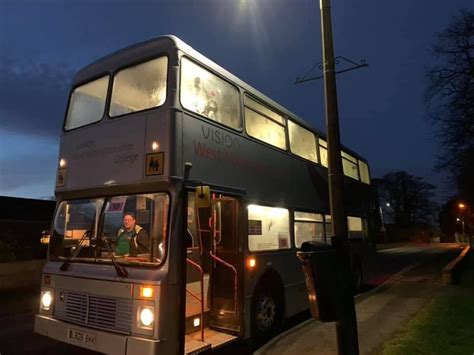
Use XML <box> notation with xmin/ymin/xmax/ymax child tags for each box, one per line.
<box><xmin>35</xmin><ymin>35</ymin><xmax>375</xmax><ymax>354</ymax></box>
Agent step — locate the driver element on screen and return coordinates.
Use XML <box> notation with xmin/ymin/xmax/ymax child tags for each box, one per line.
<box><xmin>115</xmin><ymin>212</ymin><xmax>149</xmax><ymax>257</ymax></box>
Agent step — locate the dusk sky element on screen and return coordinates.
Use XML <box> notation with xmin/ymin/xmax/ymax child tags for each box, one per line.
<box><xmin>1</xmin><ymin>0</ymin><xmax>472</xmax><ymax>201</ymax></box>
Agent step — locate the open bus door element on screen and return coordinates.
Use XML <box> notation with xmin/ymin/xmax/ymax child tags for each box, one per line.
<box><xmin>184</xmin><ymin>191</ymin><xmax>239</xmax><ymax>354</ymax></box>
<box><xmin>209</xmin><ymin>197</ymin><xmax>241</xmax><ymax>333</ymax></box>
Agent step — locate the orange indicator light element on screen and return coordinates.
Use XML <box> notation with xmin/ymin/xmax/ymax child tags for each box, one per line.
<box><xmin>140</xmin><ymin>286</ymin><xmax>154</xmax><ymax>298</ymax></box>
<box><xmin>247</xmin><ymin>257</ymin><xmax>256</xmax><ymax>269</ymax></box>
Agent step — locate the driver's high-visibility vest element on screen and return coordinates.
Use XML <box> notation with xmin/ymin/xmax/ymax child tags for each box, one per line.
<box><xmin>115</xmin><ymin>225</ymin><xmax>142</xmax><ymax>256</ymax></box>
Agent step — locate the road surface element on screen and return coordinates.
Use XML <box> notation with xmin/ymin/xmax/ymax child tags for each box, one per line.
<box><xmin>0</xmin><ymin>243</ymin><xmax>463</xmax><ymax>354</ymax></box>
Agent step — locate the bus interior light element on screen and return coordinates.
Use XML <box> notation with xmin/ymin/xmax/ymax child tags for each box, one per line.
<box><xmin>140</xmin><ymin>286</ymin><xmax>154</xmax><ymax>299</ymax></box>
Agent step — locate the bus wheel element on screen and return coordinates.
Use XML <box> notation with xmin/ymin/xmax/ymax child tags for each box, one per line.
<box><xmin>251</xmin><ymin>287</ymin><xmax>283</xmax><ymax>340</ymax></box>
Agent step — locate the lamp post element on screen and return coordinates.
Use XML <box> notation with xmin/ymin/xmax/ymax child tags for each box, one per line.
<box><xmin>379</xmin><ymin>206</ymin><xmax>386</xmax><ymax>242</ymax></box>
<box><xmin>456</xmin><ymin>217</ymin><xmax>465</xmax><ymax>235</ymax></box>
<box><xmin>379</xmin><ymin>203</ymin><xmax>391</xmax><ymax>243</ymax></box>
<box><xmin>319</xmin><ymin>0</ymin><xmax>359</xmax><ymax>353</ymax></box>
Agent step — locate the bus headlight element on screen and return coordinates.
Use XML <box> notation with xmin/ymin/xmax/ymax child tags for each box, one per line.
<box><xmin>138</xmin><ymin>306</ymin><xmax>154</xmax><ymax>328</ymax></box>
<box><xmin>41</xmin><ymin>291</ymin><xmax>53</xmax><ymax>310</ymax></box>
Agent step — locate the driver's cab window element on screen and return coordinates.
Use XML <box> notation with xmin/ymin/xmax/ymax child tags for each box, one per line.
<box><xmin>102</xmin><ymin>193</ymin><xmax>168</xmax><ymax>261</ymax></box>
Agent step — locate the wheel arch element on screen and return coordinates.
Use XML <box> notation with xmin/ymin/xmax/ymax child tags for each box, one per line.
<box><xmin>252</xmin><ymin>267</ymin><xmax>286</xmax><ymax>314</ymax></box>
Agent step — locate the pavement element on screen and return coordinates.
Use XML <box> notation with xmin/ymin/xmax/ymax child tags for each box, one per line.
<box><xmin>255</xmin><ymin>243</ymin><xmax>466</xmax><ymax>355</ymax></box>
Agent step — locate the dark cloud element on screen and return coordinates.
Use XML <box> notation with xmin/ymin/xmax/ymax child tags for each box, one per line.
<box><xmin>0</xmin><ymin>59</ymin><xmax>73</xmax><ymax>137</ymax></box>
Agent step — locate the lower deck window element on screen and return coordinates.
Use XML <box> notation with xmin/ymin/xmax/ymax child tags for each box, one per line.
<box><xmin>348</xmin><ymin>216</ymin><xmax>365</xmax><ymax>239</ymax></box>
<box><xmin>248</xmin><ymin>205</ymin><xmax>290</xmax><ymax>251</ymax></box>
<box><xmin>294</xmin><ymin>212</ymin><xmax>324</xmax><ymax>247</ymax></box>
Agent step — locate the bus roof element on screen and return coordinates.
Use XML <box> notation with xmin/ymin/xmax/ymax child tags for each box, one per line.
<box><xmin>73</xmin><ymin>35</ymin><xmax>367</xmax><ymax>162</ymax></box>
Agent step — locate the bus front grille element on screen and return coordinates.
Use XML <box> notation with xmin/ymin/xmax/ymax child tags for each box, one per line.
<box><xmin>54</xmin><ymin>289</ymin><xmax>133</xmax><ymax>334</ymax></box>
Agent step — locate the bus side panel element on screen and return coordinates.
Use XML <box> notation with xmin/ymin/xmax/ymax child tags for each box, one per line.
<box><xmin>180</xmin><ymin>114</ymin><xmax>329</xmax><ymax>210</ymax></box>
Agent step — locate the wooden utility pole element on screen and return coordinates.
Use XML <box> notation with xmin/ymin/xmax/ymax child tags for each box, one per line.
<box><xmin>319</xmin><ymin>0</ymin><xmax>360</xmax><ymax>353</ymax></box>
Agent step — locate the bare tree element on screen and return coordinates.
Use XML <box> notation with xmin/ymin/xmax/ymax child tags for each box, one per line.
<box><xmin>425</xmin><ymin>9</ymin><xmax>474</xmax><ymax>200</ymax></box>
<box><xmin>375</xmin><ymin>171</ymin><xmax>439</xmax><ymax>227</ymax></box>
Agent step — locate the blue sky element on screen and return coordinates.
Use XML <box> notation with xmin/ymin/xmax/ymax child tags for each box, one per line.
<box><xmin>0</xmin><ymin>0</ymin><xmax>472</xmax><ymax>200</ymax></box>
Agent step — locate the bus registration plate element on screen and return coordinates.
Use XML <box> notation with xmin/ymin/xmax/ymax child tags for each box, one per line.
<box><xmin>68</xmin><ymin>329</ymin><xmax>96</xmax><ymax>345</ymax></box>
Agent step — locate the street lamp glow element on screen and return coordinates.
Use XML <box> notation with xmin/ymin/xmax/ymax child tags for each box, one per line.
<box><xmin>386</xmin><ymin>202</ymin><xmax>390</xmax><ymax>207</ymax></box>
<box><xmin>458</xmin><ymin>202</ymin><xmax>466</xmax><ymax>210</ymax></box>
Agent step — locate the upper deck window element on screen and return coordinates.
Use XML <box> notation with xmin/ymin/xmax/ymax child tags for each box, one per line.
<box><xmin>342</xmin><ymin>151</ymin><xmax>359</xmax><ymax>180</ymax></box>
<box><xmin>244</xmin><ymin>96</ymin><xmax>286</xmax><ymax>150</ymax></box>
<box><xmin>319</xmin><ymin>138</ymin><xmax>328</xmax><ymax>167</ymax></box>
<box><xmin>180</xmin><ymin>57</ymin><xmax>240</xmax><ymax>129</ymax></box>
<box><xmin>110</xmin><ymin>56</ymin><xmax>168</xmax><ymax>117</ymax></box>
<box><xmin>288</xmin><ymin>120</ymin><xmax>318</xmax><ymax>163</ymax></box>
<box><xmin>358</xmin><ymin>160</ymin><xmax>371</xmax><ymax>184</ymax></box>
<box><xmin>65</xmin><ymin>76</ymin><xmax>109</xmax><ymax>130</ymax></box>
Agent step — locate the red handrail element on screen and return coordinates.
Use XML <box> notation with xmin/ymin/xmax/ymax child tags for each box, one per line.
<box><xmin>209</xmin><ymin>251</ymin><xmax>238</xmax><ymax>314</ymax></box>
<box><xmin>186</xmin><ymin>257</ymin><xmax>205</xmax><ymax>342</ymax></box>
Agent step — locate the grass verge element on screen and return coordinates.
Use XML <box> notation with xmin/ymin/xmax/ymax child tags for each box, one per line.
<box><xmin>382</xmin><ymin>255</ymin><xmax>474</xmax><ymax>355</ymax></box>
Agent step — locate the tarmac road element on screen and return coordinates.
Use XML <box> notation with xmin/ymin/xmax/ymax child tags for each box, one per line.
<box><xmin>253</xmin><ymin>242</ymin><xmax>465</xmax><ymax>355</ymax></box>
<box><xmin>0</xmin><ymin>243</ymin><xmax>463</xmax><ymax>355</ymax></box>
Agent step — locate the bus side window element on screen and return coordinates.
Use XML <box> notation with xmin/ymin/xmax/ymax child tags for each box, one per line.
<box><xmin>248</xmin><ymin>205</ymin><xmax>290</xmax><ymax>252</ymax></box>
<box><xmin>294</xmin><ymin>211</ymin><xmax>324</xmax><ymax>247</ymax></box>
<box><xmin>180</xmin><ymin>57</ymin><xmax>241</xmax><ymax>130</ymax></box>
<box><xmin>347</xmin><ymin>216</ymin><xmax>363</xmax><ymax>239</ymax></box>
<box><xmin>324</xmin><ymin>214</ymin><xmax>333</xmax><ymax>244</ymax></box>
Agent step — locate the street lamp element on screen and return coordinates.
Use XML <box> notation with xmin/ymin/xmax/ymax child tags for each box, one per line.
<box><xmin>458</xmin><ymin>202</ymin><xmax>466</xmax><ymax>210</ymax></box>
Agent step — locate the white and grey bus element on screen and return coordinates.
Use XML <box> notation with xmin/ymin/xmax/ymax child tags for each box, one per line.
<box><xmin>35</xmin><ymin>35</ymin><xmax>375</xmax><ymax>354</ymax></box>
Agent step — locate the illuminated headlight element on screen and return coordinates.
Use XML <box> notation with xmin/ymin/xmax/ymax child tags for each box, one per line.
<box><xmin>41</xmin><ymin>291</ymin><xmax>53</xmax><ymax>310</ymax></box>
<box><xmin>139</xmin><ymin>307</ymin><xmax>154</xmax><ymax>328</ymax></box>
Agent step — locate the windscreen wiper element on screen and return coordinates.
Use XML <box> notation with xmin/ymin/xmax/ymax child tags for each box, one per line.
<box><xmin>60</xmin><ymin>230</ymin><xmax>92</xmax><ymax>271</ymax></box>
<box><xmin>97</xmin><ymin>233</ymin><xmax>129</xmax><ymax>278</ymax></box>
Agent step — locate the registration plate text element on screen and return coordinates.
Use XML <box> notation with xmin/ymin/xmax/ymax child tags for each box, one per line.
<box><xmin>68</xmin><ymin>329</ymin><xmax>96</xmax><ymax>345</ymax></box>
